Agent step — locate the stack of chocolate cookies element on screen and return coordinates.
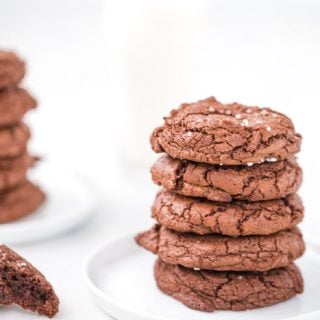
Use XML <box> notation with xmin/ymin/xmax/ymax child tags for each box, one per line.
<box><xmin>136</xmin><ymin>97</ymin><xmax>305</xmax><ymax>312</ymax></box>
<box><xmin>0</xmin><ymin>50</ymin><xmax>45</xmax><ymax>223</ymax></box>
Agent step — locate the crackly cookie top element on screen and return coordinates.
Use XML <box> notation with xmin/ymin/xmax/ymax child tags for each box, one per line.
<box><xmin>155</xmin><ymin>259</ymin><xmax>303</xmax><ymax>312</ymax></box>
<box><xmin>151</xmin><ymin>154</ymin><xmax>302</xmax><ymax>202</ymax></box>
<box><xmin>152</xmin><ymin>190</ymin><xmax>304</xmax><ymax>236</ymax></box>
<box><xmin>136</xmin><ymin>225</ymin><xmax>305</xmax><ymax>272</ymax></box>
<box><xmin>151</xmin><ymin>97</ymin><xmax>302</xmax><ymax>165</ymax></box>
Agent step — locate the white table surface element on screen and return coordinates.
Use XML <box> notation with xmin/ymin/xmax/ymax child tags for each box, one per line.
<box><xmin>0</xmin><ymin>172</ymin><xmax>158</xmax><ymax>320</ymax></box>
<box><xmin>0</xmin><ymin>0</ymin><xmax>320</xmax><ymax>319</ymax></box>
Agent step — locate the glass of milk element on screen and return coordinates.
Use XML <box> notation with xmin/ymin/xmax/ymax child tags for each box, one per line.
<box><xmin>102</xmin><ymin>0</ymin><xmax>212</xmax><ymax>172</ymax></box>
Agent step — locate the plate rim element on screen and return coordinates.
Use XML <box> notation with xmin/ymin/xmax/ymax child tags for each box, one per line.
<box><xmin>0</xmin><ymin>164</ymin><xmax>100</xmax><ymax>245</ymax></box>
<box><xmin>83</xmin><ymin>234</ymin><xmax>169</xmax><ymax>320</ymax></box>
<box><xmin>83</xmin><ymin>233</ymin><xmax>320</xmax><ymax>320</ymax></box>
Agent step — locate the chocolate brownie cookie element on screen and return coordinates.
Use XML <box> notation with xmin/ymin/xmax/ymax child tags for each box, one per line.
<box><xmin>0</xmin><ymin>181</ymin><xmax>45</xmax><ymax>223</ymax></box>
<box><xmin>0</xmin><ymin>245</ymin><xmax>59</xmax><ymax>317</ymax></box>
<box><xmin>152</xmin><ymin>190</ymin><xmax>304</xmax><ymax>236</ymax></box>
<box><xmin>0</xmin><ymin>51</ymin><xmax>25</xmax><ymax>89</ymax></box>
<box><xmin>0</xmin><ymin>122</ymin><xmax>30</xmax><ymax>157</ymax></box>
<box><xmin>151</xmin><ymin>155</ymin><xmax>302</xmax><ymax>202</ymax></box>
<box><xmin>136</xmin><ymin>225</ymin><xmax>305</xmax><ymax>271</ymax></box>
<box><xmin>154</xmin><ymin>259</ymin><xmax>303</xmax><ymax>312</ymax></box>
<box><xmin>0</xmin><ymin>87</ymin><xmax>37</xmax><ymax>127</ymax></box>
<box><xmin>151</xmin><ymin>97</ymin><xmax>301</xmax><ymax>165</ymax></box>
<box><xmin>0</xmin><ymin>151</ymin><xmax>34</xmax><ymax>191</ymax></box>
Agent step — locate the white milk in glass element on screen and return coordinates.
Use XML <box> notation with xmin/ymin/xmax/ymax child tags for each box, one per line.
<box><xmin>102</xmin><ymin>0</ymin><xmax>212</xmax><ymax>171</ymax></box>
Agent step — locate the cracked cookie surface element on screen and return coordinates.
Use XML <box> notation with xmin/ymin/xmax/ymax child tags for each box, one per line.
<box><xmin>151</xmin><ymin>155</ymin><xmax>302</xmax><ymax>202</ymax></box>
<box><xmin>0</xmin><ymin>87</ymin><xmax>37</xmax><ymax>127</ymax></box>
<box><xmin>0</xmin><ymin>51</ymin><xmax>25</xmax><ymax>89</ymax></box>
<box><xmin>0</xmin><ymin>122</ymin><xmax>30</xmax><ymax>157</ymax></box>
<box><xmin>152</xmin><ymin>190</ymin><xmax>304</xmax><ymax>236</ymax></box>
<box><xmin>136</xmin><ymin>225</ymin><xmax>305</xmax><ymax>271</ymax></box>
<box><xmin>0</xmin><ymin>181</ymin><xmax>46</xmax><ymax>223</ymax></box>
<box><xmin>151</xmin><ymin>97</ymin><xmax>301</xmax><ymax>165</ymax></box>
<box><xmin>154</xmin><ymin>259</ymin><xmax>303</xmax><ymax>312</ymax></box>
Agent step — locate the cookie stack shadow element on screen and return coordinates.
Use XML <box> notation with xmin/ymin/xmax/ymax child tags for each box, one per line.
<box><xmin>0</xmin><ymin>50</ymin><xmax>45</xmax><ymax>223</ymax></box>
<box><xmin>136</xmin><ymin>97</ymin><xmax>305</xmax><ymax>312</ymax></box>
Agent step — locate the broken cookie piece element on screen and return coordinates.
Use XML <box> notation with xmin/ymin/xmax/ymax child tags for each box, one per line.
<box><xmin>0</xmin><ymin>245</ymin><xmax>59</xmax><ymax>318</ymax></box>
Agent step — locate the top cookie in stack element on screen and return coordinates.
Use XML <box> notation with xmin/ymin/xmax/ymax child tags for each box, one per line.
<box><xmin>151</xmin><ymin>97</ymin><xmax>301</xmax><ymax>166</ymax></box>
<box><xmin>136</xmin><ymin>96</ymin><xmax>304</xmax><ymax>312</ymax></box>
<box><xmin>0</xmin><ymin>50</ymin><xmax>45</xmax><ymax>223</ymax></box>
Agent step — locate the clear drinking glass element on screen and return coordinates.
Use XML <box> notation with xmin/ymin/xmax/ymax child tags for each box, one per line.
<box><xmin>102</xmin><ymin>0</ymin><xmax>213</xmax><ymax>174</ymax></box>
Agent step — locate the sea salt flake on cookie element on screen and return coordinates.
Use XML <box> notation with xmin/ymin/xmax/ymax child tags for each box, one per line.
<box><xmin>241</xmin><ymin>119</ymin><xmax>249</xmax><ymax>126</ymax></box>
<box><xmin>266</xmin><ymin>157</ymin><xmax>278</xmax><ymax>162</ymax></box>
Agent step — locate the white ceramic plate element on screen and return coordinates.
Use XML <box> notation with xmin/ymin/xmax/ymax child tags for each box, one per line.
<box><xmin>0</xmin><ymin>162</ymin><xmax>98</xmax><ymax>245</ymax></box>
<box><xmin>84</xmin><ymin>234</ymin><xmax>320</xmax><ymax>320</ymax></box>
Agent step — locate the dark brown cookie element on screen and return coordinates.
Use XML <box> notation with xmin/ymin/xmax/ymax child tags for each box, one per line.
<box><xmin>152</xmin><ymin>190</ymin><xmax>304</xmax><ymax>236</ymax></box>
<box><xmin>0</xmin><ymin>122</ymin><xmax>30</xmax><ymax>157</ymax></box>
<box><xmin>0</xmin><ymin>244</ymin><xmax>59</xmax><ymax>317</ymax></box>
<box><xmin>0</xmin><ymin>87</ymin><xmax>37</xmax><ymax>127</ymax></box>
<box><xmin>0</xmin><ymin>181</ymin><xmax>46</xmax><ymax>223</ymax></box>
<box><xmin>154</xmin><ymin>259</ymin><xmax>303</xmax><ymax>312</ymax></box>
<box><xmin>151</xmin><ymin>155</ymin><xmax>302</xmax><ymax>202</ymax></box>
<box><xmin>0</xmin><ymin>151</ymin><xmax>34</xmax><ymax>191</ymax></box>
<box><xmin>0</xmin><ymin>51</ymin><xmax>25</xmax><ymax>89</ymax></box>
<box><xmin>151</xmin><ymin>97</ymin><xmax>301</xmax><ymax>165</ymax></box>
<box><xmin>136</xmin><ymin>225</ymin><xmax>305</xmax><ymax>271</ymax></box>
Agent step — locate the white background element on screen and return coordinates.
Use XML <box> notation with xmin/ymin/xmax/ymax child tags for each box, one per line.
<box><xmin>0</xmin><ymin>0</ymin><xmax>320</xmax><ymax>319</ymax></box>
